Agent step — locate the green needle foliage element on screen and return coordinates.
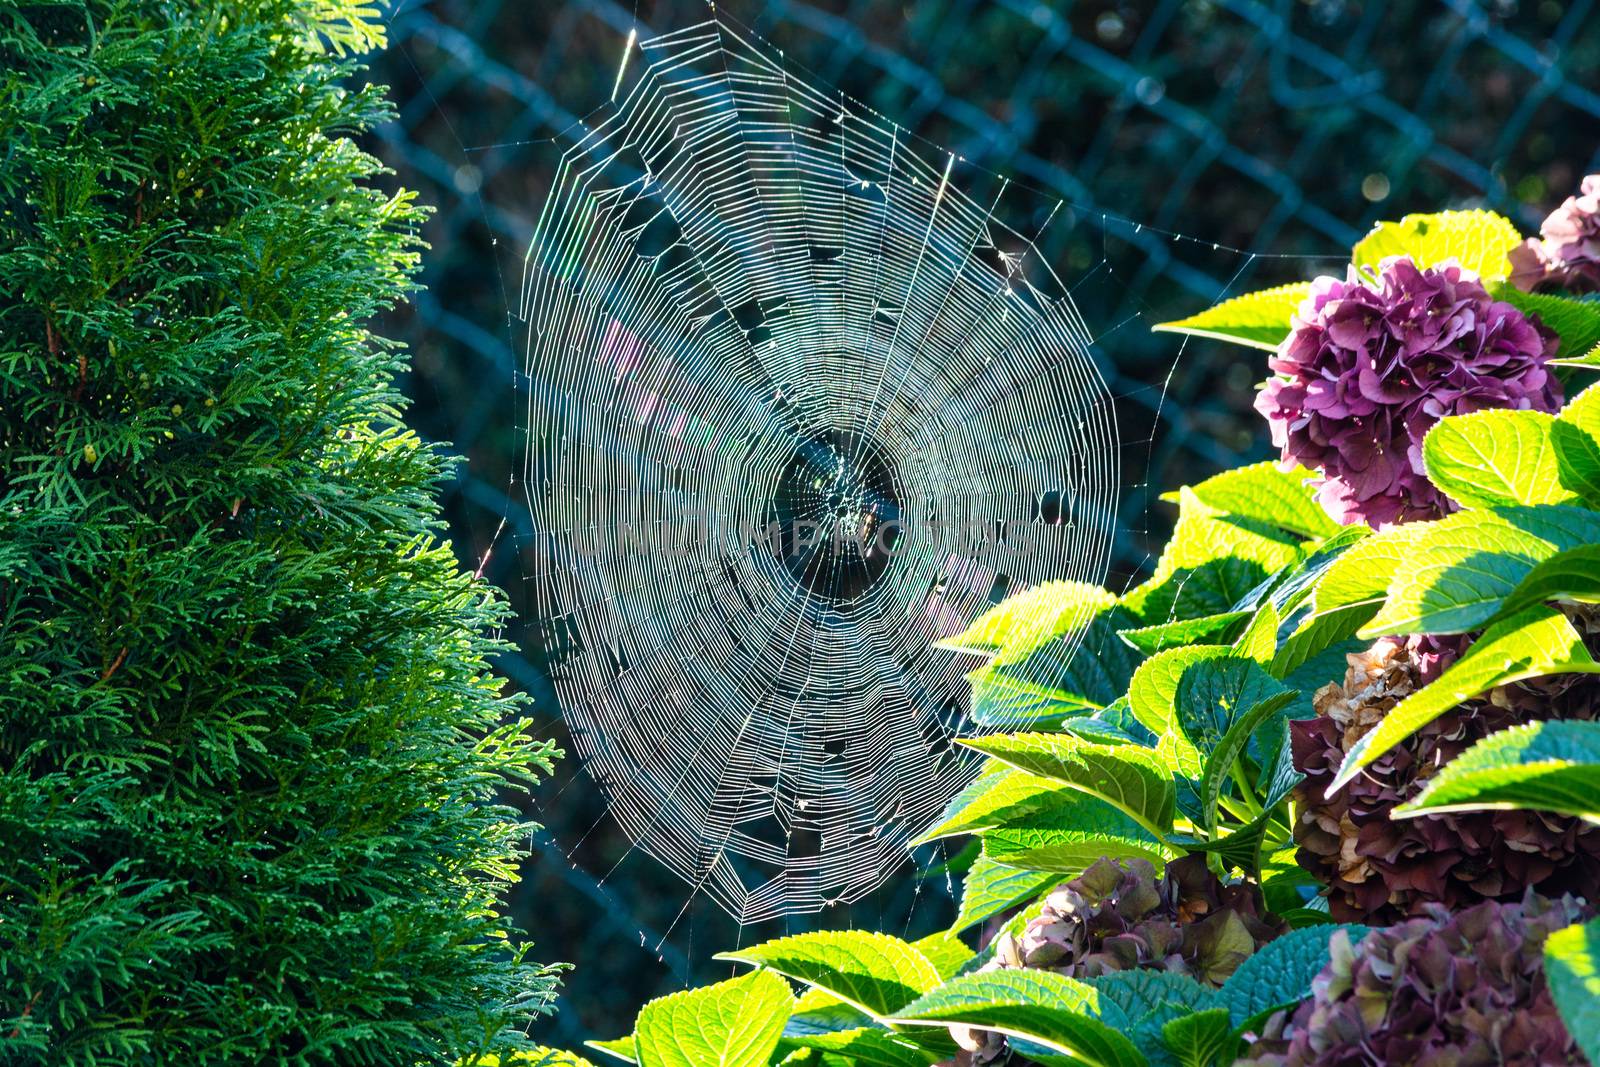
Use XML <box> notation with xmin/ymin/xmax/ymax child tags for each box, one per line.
<box><xmin>0</xmin><ymin>1</ymin><xmax>560</xmax><ymax>1062</ymax></box>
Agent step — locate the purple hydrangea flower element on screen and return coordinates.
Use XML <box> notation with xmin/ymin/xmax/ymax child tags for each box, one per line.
<box><xmin>1510</xmin><ymin>174</ymin><xmax>1600</xmax><ymax>294</ymax></box>
<box><xmin>1255</xmin><ymin>256</ymin><xmax>1561</xmax><ymax>528</ymax></box>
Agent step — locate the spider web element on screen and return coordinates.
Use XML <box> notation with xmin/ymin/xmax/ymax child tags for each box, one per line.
<box><xmin>371</xmin><ymin>0</ymin><xmax>1600</xmax><ymax>1040</ymax></box>
<box><xmin>519</xmin><ymin>17</ymin><xmax>1120</xmax><ymax>922</ymax></box>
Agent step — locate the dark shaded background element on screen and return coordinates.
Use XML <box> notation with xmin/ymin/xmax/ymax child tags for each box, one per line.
<box><xmin>363</xmin><ymin>0</ymin><xmax>1600</xmax><ymax>1043</ymax></box>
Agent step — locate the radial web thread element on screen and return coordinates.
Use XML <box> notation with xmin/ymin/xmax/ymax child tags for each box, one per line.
<box><xmin>520</xmin><ymin>18</ymin><xmax>1120</xmax><ymax>923</ymax></box>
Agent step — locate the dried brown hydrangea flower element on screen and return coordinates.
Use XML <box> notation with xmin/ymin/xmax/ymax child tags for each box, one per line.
<box><xmin>1241</xmin><ymin>893</ymin><xmax>1591</xmax><ymax>1067</ymax></box>
<box><xmin>1292</xmin><ymin>624</ymin><xmax>1600</xmax><ymax>924</ymax></box>
<box><xmin>948</xmin><ymin>855</ymin><xmax>1285</xmax><ymax>1064</ymax></box>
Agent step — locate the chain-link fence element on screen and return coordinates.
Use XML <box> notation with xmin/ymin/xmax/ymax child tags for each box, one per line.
<box><xmin>365</xmin><ymin>0</ymin><xmax>1600</xmax><ymax>1042</ymax></box>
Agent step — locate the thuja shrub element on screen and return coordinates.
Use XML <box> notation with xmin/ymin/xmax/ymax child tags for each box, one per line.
<box><xmin>0</xmin><ymin>2</ymin><xmax>559</xmax><ymax>1062</ymax></box>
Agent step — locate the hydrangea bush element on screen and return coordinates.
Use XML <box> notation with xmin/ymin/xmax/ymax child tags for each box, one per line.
<box><xmin>520</xmin><ymin>180</ymin><xmax>1600</xmax><ymax>1067</ymax></box>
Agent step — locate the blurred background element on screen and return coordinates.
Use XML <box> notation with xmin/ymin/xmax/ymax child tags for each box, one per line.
<box><xmin>362</xmin><ymin>0</ymin><xmax>1600</xmax><ymax>1044</ymax></box>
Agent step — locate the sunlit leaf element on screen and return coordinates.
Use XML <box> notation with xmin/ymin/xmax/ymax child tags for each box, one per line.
<box><xmin>715</xmin><ymin>932</ymin><xmax>939</xmax><ymax>1017</ymax></box>
<box><xmin>958</xmin><ymin>733</ymin><xmax>1176</xmax><ymax>835</ymax></box>
<box><xmin>938</xmin><ymin>581</ymin><xmax>1118</xmax><ymax>656</ymax></box>
<box><xmin>981</xmin><ymin>793</ymin><xmax>1173</xmax><ymax>873</ymax></box>
<box><xmin>777</xmin><ymin>1027</ymin><xmax>942</xmax><ymax>1067</ymax></box>
<box><xmin>1552</xmin><ymin>382</ymin><xmax>1600</xmax><ymax>501</ymax></box>
<box><xmin>1392</xmin><ymin>719</ymin><xmax>1600</xmax><ymax>822</ymax></box>
<box><xmin>634</xmin><ymin>969</ymin><xmax>792</xmax><ymax>1067</ymax></box>
<box><xmin>583</xmin><ymin>1037</ymin><xmax>638</xmax><ymax>1064</ymax></box>
<box><xmin>1333</xmin><ymin>606</ymin><xmax>1600</xmax><ymax>792</ymax></box>
<box><xmin>1120</xmin><ymin>612</ymin><xmax>1251</xmax><ymax>655</ymax></box>
<box><xmin>1122</xmin><ymin>489</ymin><xmax>1305</xmax><ymax>624</ymax></box>
<box><xmin>911</xmin><ymin>764</ymin><xmax>1064</xmax><ymax>845</ymax></box>
<box><xmin>1150</xmin><ymin>283</ymin><xmax>1312</xmax><ymax>352</ymax></box>
<box><xmin>1351</xmin><ymin>209</ymin><xmax>1523</xmax><ymax>280</ymax></box>
<box><xmin>1546</xmin><ymin>917</ymin><xmax>1600</xmax><ymax>1064</ymax></box>
<box><xmin>1490</xmin><ymin>544</ymin><xmax>1600</xmax><ymax>622</ymax></box>
<box><xmin>1360</xmin><ymin>506</ymin><xmax>1600</xmax><ymax>637</ymax></box>
<box><xmin>1421</xmin><ymin>409</ymin><xmax>1578</xmax><ymax>508</ymax></box>
<box><xmin>886</xmin><ymin>971</ymin><xmax>1147</xmax><ymax>1067</ymax></box>
<box><xmin>1164</xmin><ymin>462</ymin><xmax>1341</xmax><ymax>540</ymax></box>
<box><xmin>1311</xmin><ymin>523</ymin><xmax>1428</xmax><ymax>616</ymax></box>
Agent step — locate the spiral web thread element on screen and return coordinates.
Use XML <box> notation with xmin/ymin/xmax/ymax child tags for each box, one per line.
<box><xmin>520</xmin><ymin>17</ymin><xmax>1120</xmax><ymax>923</ymax></box>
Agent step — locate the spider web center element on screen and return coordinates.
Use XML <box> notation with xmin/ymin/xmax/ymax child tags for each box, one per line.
<box><xmin>765</xmin><ymin>429</ymin><xmax>902</xmax><ymax>603</ymax></box>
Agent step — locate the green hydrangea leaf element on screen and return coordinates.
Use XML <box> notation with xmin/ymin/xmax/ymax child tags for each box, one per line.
<box><xmin>1261</xmin><ymin>528</ymin><xmax>1374</xmax><ymax>677</ymax></box>
<box><xmin>776</xmin><ymin>1028</ymin><xmax>942</xmax><ymax>1067</ymax></box>
<box><xmin>1261</xmin><ymin>846</ymin><xmax>1322</xmax><ymax>916</ymax></box>
<box><xmin>1494</xmin><ymin>286</ymin><xmax>1600</xmax><ymax>361</ymax></box>
<box><xmin>911</xmin><ymin>933</ymin><xmax>975</xmax><ymax>980</ymax></box>
<box><xmin>1132</xmin><ymin>652</ymin><xmax>1288</xmax><ymax>808</ymax></box>
<box><xmin>1174</xmin><ymin>657</ymin><xmax>1290</xmax><ymax>761</ymax></box>
<box><xmin>1545</xmin><ymin>916</ymin><xmax>1600</xmax><ymax>1065</ymax></box>
<box><xmin>1254</xmin><ymin>527</ymin><xmax>1372</xmax><ymax>627</ymax></box>
<box><xmin>1360</xmin><ymin>506</ymin><xmax>1600</xmax><ymax>637</ymax></box>
<box><xmin>1272</xmin><ymin>604</ymin><xmax>1368</xmax><ymax>680</ymax></box>
<box><xmin>582</xmin><ymin>1037</ymin><xmax>638</xmax><ymax>1064</ymax></box>
<box><xmin>1311</xmin><ymin>523</ymin><xmax>1428</xmax><ymax>616</ymax></box>
<box><xmin>1165</xmin><ymin>462</ymin><xmax>1341</xmax><ymax>540</ymax></box>
<box><xmin>980</xmin><ymin>792</ymin><xmax>1173</xmax><ymax>873</ymax></box>
<box><xmin>1421</xmin><ymin>409</ymin><xmax>1579</xmax><ymax>508</ymax></box>
<box><xmin>1219</xmin><ymin>924</ymin><xmax>1369</xmax><ymax>1030</ymax></box>
<box><xmin>1067</xmin><ymin>696</ymin><xmax>1161</xmax><ymax>748</ymax></box>
<box><xmin>1270</xmin><ymin>638</ymin><xmax>1364</xmax><ymax>763</ymax></box>
<box><xmin>958</xmin><ymin>733</ymin><xmax>1176</xmax><ymax>836</ymax></box>
<box><xmin>1196</xmin><ymin>687</ymin><xmax>1298</xmax><ymax>836</ymax></box>
<box><xmin>1491</xmin><ymin>544</ymin><xmax>1600</xmax><ymax>623</ymax></box>
<box><xmin>1259</xmin><ymin>526</ymin><xmax>1370</xmax><ymax>609</ymax></box>
<box><xmin>1552</xmin><ymin>383</ymin><xmax>1600</xmax><ymax>501</ymax></box>
<box><xmin>1122</xmin><ymin>489</ymin><xmax>1306</xmax><ymax>624</ymax></box>
<box><xmin>910</xmin><ymin>765</ymin><xmax>1064</xmax><ymax>845</ymax></box>
<box><xmin>1120</xmin><ymin>612</ymin><xmax>1252</xmax><ymax>655</ymax></box>
<box><xmin>1089</xmin><ymin>970</ymin><xmax>1217</xmax><ymax>1029</ymax></box>
<box><xmin>1333</xmin><ymin>605</ymin><xmax>1600</xmax><ymax>792</ymax></box>
<box><xmin>1351</xmin><ymin>209</ymin><xmax>1523</xmax><ymax>280</ymax></box>
<box><xmin>500</xmin><ymin>1049</ymin><xmax>604</xmax><ymax>1067</ymax></box>
<box><xmin>634</xmin><ymin>969</ymin><xmax>792</xmax><ymax>1067</ymax></box>
<box><xmin>784</xmin><ymin>987</ymin><xmax>876</xmax><ymax>1036</ymax></box>
<box><xmin>965</xmin><ymin>593</ymin><xmax>1142</xmax><ymax>726</ymax></box>
<box><xmin>952</xmin><ymin>856</ymin><xmax>1061</xmax><ymax>932</ymax></box>
<box><xmin>885</xmin><ymin>970</ymin><xmax>1148</xmax><ymax>1067</ymax></box>
<box><xmin>937</xmin><ymin>581</ymin><xmax>1118</xmax><ymax>656</ymax></box>
<box><xmin>1087</xmin><ymin>971</ymin><xmax>1217</xmax><ymax>1067</ymax></box>
<box><xmin>715</xmin><ymin>932</ymin><xmax>938</xmax><ymax>1017</ymax></box>
<box><xmin>1230</xmin><ymin>603</ymin><xmax>1280</xmax><ymax>666</ymax></box>
<box><xmin>1128</xmin><ymin>646</ymin><xmax>1233</xmax><ymax>740</ymax></box>
<box><xmin>1161</xmin><ymin>1008</ymin><xmax>1236</xmax><ymax>1067</ymax></box>
<box><xmin>1150</xmin><ymin>283</ymin><xmax>1313</xmax><ymax>352</ymax></box>
<box><xmin>1392</xmin><ymin>720</ymin><xmax>1600</xmax><ymax>821</ymax></box>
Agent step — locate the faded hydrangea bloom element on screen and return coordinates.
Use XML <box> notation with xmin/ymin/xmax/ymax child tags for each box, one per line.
<box><xmin>1241</xmin><ymin>894</ymin><xmax>1591</xmax><ymax>1067</ymax></box>
<box><xmin>1293</xmin><ymin>625</ymin><xmax>1600</xmax><ymax>924</ymax></box>
<box><xmin>1511</xmin><ymin>174</ymin><xmax>1600</xmax><ymax>294</ymax></box>
<box><xmin>949</xmin><ymin>856</ymin><xmax>1285</xmax><ymax>1065</ymax></box>
<box><xmin>1008</xmin><ymin>855</ymin><xmax>1283</xmax><ymax>985</ymax></box>
<box><xmin>1255</xmin><ymin>256</ymin><xmax>1561</xmax><ymax>528</ymax></box>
